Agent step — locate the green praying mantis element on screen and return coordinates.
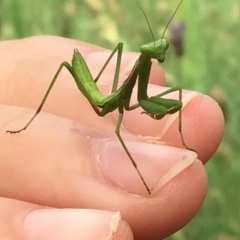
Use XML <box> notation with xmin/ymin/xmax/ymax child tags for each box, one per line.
<box><xmin>7</xmin><ymin>0</ymin><xmax>193</xmax><ymax>194</ymax></box>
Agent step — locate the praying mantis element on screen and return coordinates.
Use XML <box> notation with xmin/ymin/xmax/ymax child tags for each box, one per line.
<box><xmin>7</xmin><ymin>0</ymin><xmax>192</xmax><ymax>194</ymax></box>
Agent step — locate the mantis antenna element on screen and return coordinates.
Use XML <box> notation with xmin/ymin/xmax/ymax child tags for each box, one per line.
<box><xmin>161</xmin><ymin>0</ymin><xmax>183</xmax><ymax>39</ymax></box>
<box><xmin>140</xmin><ymin>0</ymin><xmax>183</xmax><ymax>44</ymax></box>
<box><xmin>140</xmin><ymin>7</ymin><xmax>156</xmax><ymax>43</ymax></box>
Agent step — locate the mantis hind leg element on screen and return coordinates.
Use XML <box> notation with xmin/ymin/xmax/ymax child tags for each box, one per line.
<box><xmin>6</xmin><ymin>62</ymin><xmax>73</xmax><ymax>134</ymax></box>
<box><xmin>115</xmin><ymin>109</ymin><xmax>151</xmax><ymax>194</ymax></box>
<box><xmin>94</xmin><ymin>43</ymin><xmax>123</xmax><ymax>93</ymax></box>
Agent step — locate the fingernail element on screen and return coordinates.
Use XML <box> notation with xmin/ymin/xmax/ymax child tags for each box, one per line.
<box><xmin>98</xmin><ymin>139</ymin><xmax>197</xmax><ymax>195</ymax></box>
<box><xmin>151</xmin><ymin>91</ymin><xmax>201</xmax><ymax>140</ymax></box>
<box><xmin>22</xmin><ymin>209</ymin><xmax>122</xmax><ymax>240</ymax></box>
<box><xmin>121</xmin><ymin>89</ymin><xmax>201</xmax><ymax>138</ymax></box>
<box><xmin>154</xmin><ymin>150</ymin><xmax>197</xmax><ymax>190</ymax></box>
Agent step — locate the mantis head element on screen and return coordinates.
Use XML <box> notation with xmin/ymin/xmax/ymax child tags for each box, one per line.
<box><xmin>140</xmin><ymin>0</ymin><xmax>182</xmax><ymax>63</ymax></box>
<box><xmin>140</xmin><ymin>39</ymin><xmax>169</xmax><ymax>63</ymax></box>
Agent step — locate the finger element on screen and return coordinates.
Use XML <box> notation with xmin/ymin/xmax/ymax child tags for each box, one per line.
<box><xmin>0</xmin><ymin>197</ymin><xmax>132</xmax><ymax>240</ymax></box>
<box><xmin>0</xmin><ymin>35</ymin><xmax>164</xmax><ymax>105</ymax></box>
<box><xmin>1</xmin><ymin>104</ymin><xmax>207</xmax><ymax>240</ymax></box>
<box><xmin>0</xmin><ymin>36</ymin><xmax>223</xmax><ymax>162</ymax></box>
<box><xmin>122</xmin><ymin>87</ymin><xmax>225</xmax><ymax>162</ymax></box>
<box><xmin>0</xmin><ymin>36</ymin><xmax>164</xmax><ymax>135</ymax></box>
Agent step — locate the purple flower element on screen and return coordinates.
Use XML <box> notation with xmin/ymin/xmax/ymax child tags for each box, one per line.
<box><xmin>170</xmin><ymin>22</ymin><xmax>186</xmax><ymax>58</ymax></box>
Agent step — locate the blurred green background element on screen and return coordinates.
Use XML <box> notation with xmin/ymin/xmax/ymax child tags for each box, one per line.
<box><xmin>0</xmin><ymin>0</ymin><xmax>239</xmax><ymax>239</ymax></box>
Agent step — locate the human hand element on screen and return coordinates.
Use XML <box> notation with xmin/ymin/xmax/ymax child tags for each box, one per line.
<box><xmin>0</xmin><ymin>36</ymin><xmax>224</xmax><ymax>239</ymax></box>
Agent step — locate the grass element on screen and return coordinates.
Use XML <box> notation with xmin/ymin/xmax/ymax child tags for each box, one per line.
<box><xmin>1</xmin><ymin>0</ymin><xmax>239</xmax><ymax>239</ymax></box>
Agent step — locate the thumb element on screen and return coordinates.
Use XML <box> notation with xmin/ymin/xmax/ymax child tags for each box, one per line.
<box><xmin>0</xmin><ymin>197</ymin><xmax>133</xmax><ymax>240</ymax></box>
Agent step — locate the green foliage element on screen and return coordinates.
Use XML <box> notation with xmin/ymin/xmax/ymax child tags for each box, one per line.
<box><xmin>1</xmin><ymin>0</ymin><xmax>239</xmax><ymax>239</ymax></box>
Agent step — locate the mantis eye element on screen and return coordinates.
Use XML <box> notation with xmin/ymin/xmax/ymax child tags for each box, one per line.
<box><xmin>158</xmin><ymin>58</ymin><xmax>165</xmax><ymax>63</ymax></box>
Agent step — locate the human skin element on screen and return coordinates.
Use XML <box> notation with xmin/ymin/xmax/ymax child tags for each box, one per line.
<box><xmin>0</xmin><ymin>36</ymin><xmax>224</xmax><ymax>240</ymax></box>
